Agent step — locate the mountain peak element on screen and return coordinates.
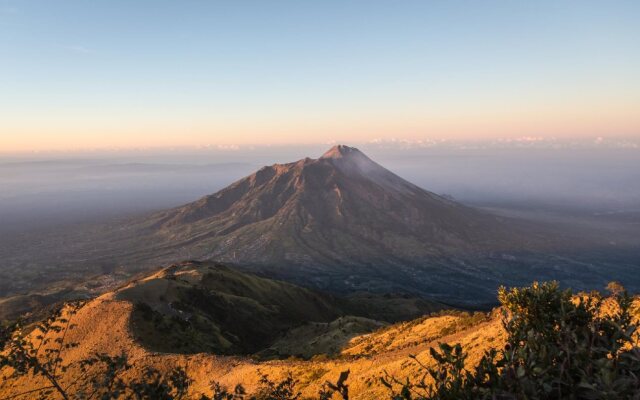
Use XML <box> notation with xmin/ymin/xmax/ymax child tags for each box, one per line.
<box><xmin>133</xmin><ymin>144</ymin><xmax>538</xmax><ymax>305</ymax></box>
<box><xmin>320</xmin><ymin>144</ymin><xmax>362</xmax><ymax>159</ymax></box>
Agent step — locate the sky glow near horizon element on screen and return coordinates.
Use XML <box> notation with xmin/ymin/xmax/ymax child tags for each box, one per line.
<box><xmin>1</xmin><ymin>1</ymin><xmax>639</xmax><ymax>152</ymax></box>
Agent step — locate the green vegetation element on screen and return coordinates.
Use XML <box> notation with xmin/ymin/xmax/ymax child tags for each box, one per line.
<box><xmin>131</xmin><ymin>301</ymin><xmax>229</xmax><ymax>354</ymax></box>
<box><xmin>209</xmin><ymin>371</ymin><xmax>349</xmax><ymax>400</ymax></box>
<box><xmin>437</xmin><ymin>311</ymin><xmax>489</xmax><ymax>336</ymax></box>
<box><xmin>2</xmin><ymin>281</ymin><xmax>638</xmax><ymax>399</ymax></box>
<box><xmin>382</xmin><ymin>281</ymin><xmax>640</xmax><ymax>399</ymax></box>
<box><xmin>122</xmin><ymin>262</ymin><xmax>439</xmax><ymax>358</ymax></box>
<box><xmin>265</xmin><ymin>316</ymin><xmax>386</xmax><ymax>359</ymax></box>
<box><xmin>119</xmin><ymin>262</ymin><xmax>343</xmax><ymax>356</ymax></box>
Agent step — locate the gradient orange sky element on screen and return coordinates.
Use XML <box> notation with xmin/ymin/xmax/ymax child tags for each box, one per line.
<box><xmin>1</xmin><ymin>1</ymin><xmax>639</xmax><ymax>153</ymax></box>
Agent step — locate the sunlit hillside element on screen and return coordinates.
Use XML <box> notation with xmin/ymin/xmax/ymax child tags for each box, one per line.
<box><xmin>0</xmin><ymin>263</ymin><xmax>505</xmax><ymax>399</ymax></box>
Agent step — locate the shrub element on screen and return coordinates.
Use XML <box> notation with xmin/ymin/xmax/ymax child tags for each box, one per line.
<box><xmin>382</xmin><ymin>281</ymin><xmax>640</xmax><ymax>399</ymax></box>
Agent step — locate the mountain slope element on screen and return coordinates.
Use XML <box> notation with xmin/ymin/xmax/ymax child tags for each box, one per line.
<box><xmin>0</xmin><ymin>263</ymin><xmax>502</xmax><ymax>400</ymax></box>
<box><xmin>122</xmin><ymin>261</ymin><xmax>339</xmax><ymax>354</ymax></box>
<box><xmin>144</xmin><ymin>145</ymin><xmax>523</xmax><ymax>255</ymax></box>
<box><xmin>113</xmin><ymin>261</ymin><xmax>446</xmax><ymax>355</ymax></box>
<box><xmin>123</xmin><ymin>145</ymin><xmax>554</xmax><ymax>301</ymax></box>
<box><xmin>3</xmin><ymin>267</ymin><xmax>638</xmax><ymax>400</ymax></box>
<box><xmin>0</xmin><ymin>261</ymin><xmax>491</xmax><ymax>400</ymax></box>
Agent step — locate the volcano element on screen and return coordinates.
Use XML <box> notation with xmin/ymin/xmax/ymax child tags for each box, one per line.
<box><xmin>147</xmin><ymin>145</ymin><xmax>520</xmax><ymax>253</ymax></box>
<box><xmin>124</xmin><ymin>145</ymin><xmax>552</xmax><ymax>301</ymax></box>
<box><xmin>3</xmin><ymin>145</ymin><xmax>634</xmax><ymax>312</ymax></box>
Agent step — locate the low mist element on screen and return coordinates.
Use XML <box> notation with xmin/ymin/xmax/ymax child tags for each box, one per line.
<box><xmin>1</xmin><ymin>142</ymin><xmax>639</xmax><ymax>235</ymax></box>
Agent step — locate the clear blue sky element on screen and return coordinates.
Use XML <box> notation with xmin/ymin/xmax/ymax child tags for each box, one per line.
<box><xmin>1</xmin><ymin>1</ymin><xmax>639</xmax><ymax>151</ymax></box>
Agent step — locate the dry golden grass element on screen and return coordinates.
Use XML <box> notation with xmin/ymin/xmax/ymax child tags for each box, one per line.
<box><xmin>5</xmin><ymin>274</ymin><xmax>636</xmax><ymax>400</ymax></box>
<box><xmin>0</xmin><ymin>292</ymin><xmax>507</xmax><ymax>399</ymax></box>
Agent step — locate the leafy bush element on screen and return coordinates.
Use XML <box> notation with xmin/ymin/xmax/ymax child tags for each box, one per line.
<box><xmin>383</xmin><ymin>281</ymin><xmax>640</xmax><ymax>399</ymax></box>
<box><xmin>206</xmin><ymin>371</ymin><xmax>349</xmax><ymax>400</ymax></box>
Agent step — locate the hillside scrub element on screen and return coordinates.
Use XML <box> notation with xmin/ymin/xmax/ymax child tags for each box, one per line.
<box><xmin>383</xmin><ymin>281</ymin><xmax>640</xmax><ymax>399</ymax></box>
<box><xmin>1</xmin><ymin>281</ymin><xmax>639</xmax><ymax>399</ymax></box>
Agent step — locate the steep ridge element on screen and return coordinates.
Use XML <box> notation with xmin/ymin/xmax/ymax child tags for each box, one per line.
<box><xmin>110</xmin><ymin>261</ymin><xmax>445</xmax><ymax>355</ymax></box>
<box><xmin>121</xmin><ymin>261</ymin><xmax>339</xmax><ymax>354</ymax></box>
